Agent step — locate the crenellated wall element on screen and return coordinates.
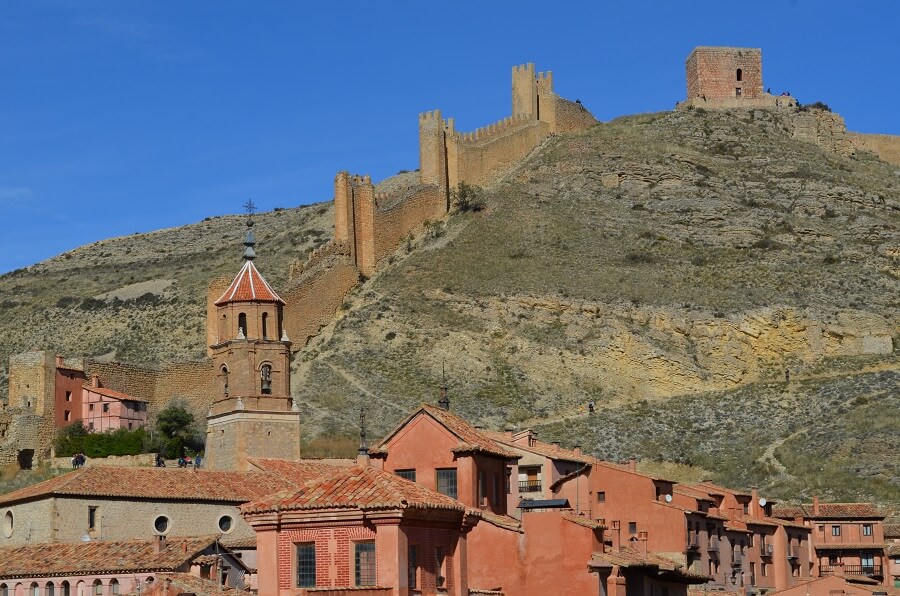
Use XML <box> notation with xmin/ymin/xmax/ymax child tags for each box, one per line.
<box><xmin>848</xmin><ymin>132</ymin><xmax>900</xmax><ymax>166</ymax></box>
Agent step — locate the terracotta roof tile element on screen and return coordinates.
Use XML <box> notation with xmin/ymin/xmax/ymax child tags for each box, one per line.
<box><xmin>214</xmin><ymin>260</ymin><xmax>284</xmax><ymax>306</ymax></box>
<box><xmin>885</xmin><ymin>523</ymin><xmax>900</xmax><ymax>539</ymax></box>
<box><xmin>375</xmin><ymin>404</ymin><xmax>519</xmax><ymax>459</ymax></box>
<box><xmin>590</xmin><ymin>547</ymin><xmax>710</xmax><ymax>582</ymax></box>
<box><xmin>772</xmin><ymin>502</ymin><xmax>883</xmax><ymax>520</ymax></box>
<box><xmin>479</xmin><ymin>511</ymin><xmax>523</xmax><ymax>533</ymax></box>
<box><xmin>247</xmin><ymin>458</ymin><xmax>349</xmax><ymax>485</ymax></box>
<box><xmin>674</xmin><ymin>486</ymin><xmax>716</xmax><ymax>502</ymax></box>
<box><xmin>563</xmin><ymin>513</ymin><xmax>606</xmax><ymax>530</ymax></box>
<box><xmin>888</xmin><ymin>544</ymin><xmax>900</xmax><ymax>556</ymax></box>
<box><xmin>0</xmin><ymin>466</ymin><xmax>294</xmax><ymax>506</ymax></box>
<box><xmin>153</xmin><ymin>572</ymin><xmax>238</xmax><ymax>595</ymax></box>
<box><xmin>242</xmin><ymin>464</ymin><xmax>475</xmax><ymax>515</ymax></box>
<box><xmin>813</xmin><ymin>542</ymin><xmax>887</xmax><ymax>550</ymax></box>
<box><xmin>482</xmin><ymin>430</ymin><xmax>593</xmax><ymax>463</ymax></box>
<box><xmin>83</xmin><ymin>385</ymin><xmax>147</xmax><ymax>402</ymax></box>
<box><xmin>0</xmin><ymin>536</ymin><xmax>217</xmax><ymax>578</ymax></box>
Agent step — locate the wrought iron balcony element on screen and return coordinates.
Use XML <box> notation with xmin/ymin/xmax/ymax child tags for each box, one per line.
<box><xmin>686</xmin><ymin>534</ymin><xmax>700</xmax><ymax>550</ymax></box>
<box><xmin>518</xmin><ymin>480</ymin><xmax>542</xmax><ymax>493</ymax></box>
<box><xmin>760</xmin><ymin>543</ymin><xmax>773</xmax><ymax>557</ymax></box>
<box><xmin>707</xmin><ymin>537</ymin><xmax>720</xmax><ymax>552</ymax></box>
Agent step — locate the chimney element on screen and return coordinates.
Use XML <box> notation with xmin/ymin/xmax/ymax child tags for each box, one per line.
<box><xmin>551</xmin><ymin>441</ymin><xmax>560</xmax><ymax>452</ymax></box>
<box><xmin>573</xmin><ymin>446</ymin><xmax>583</xmax><ymax>456</ymax></box>
<box><xmin>637</xmin><ymin>531</ymin><xmax>648</xmax><ymax>558</ymax></box>
<box><xmin>55</xmin><ymin>354</ymin><xmax>64</xmax><ymax>367</ymax></box>
<box><xmin>751</xmin><ymin>487</ymin><xmax>760</xmax><ymax>516</ymax></box>
<box><xmin>438</xmin><ymin>379</ymin><xmax>449</xmax><ymax>410</ymax></box>
<box><xmin>181</xmin><ymin>541</ymin><xmax>187</xmax><ymax>554</ymax></box>
<box><xmin>627</xmin><ymin>458</ymin><xmax>637</xmax><ymax>472</ymax></box>
<box><xmin>610</xmin><ymin>520</ymin><xmax>621</xmax><ymax>551</ymax></box>
<box><xmin>357</xmin><ymin>451</ymin><xmax>370</xmax><ymax>467</ymax></box>
<box><xmin>91</xmin><ymin>374</ymin><xmax>100</xmax><ymax>388</ymax></box>
<box><xmin>154</xmin><ymin>535</ymin><xmax>167</xmax><ymax>553</ymax></box>
<box><xmin>812</xmin><ymin>495</ymin><xmax>820</xmax><ymax>515</ymax></box>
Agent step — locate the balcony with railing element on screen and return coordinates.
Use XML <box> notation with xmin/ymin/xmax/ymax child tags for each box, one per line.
<box><xmin>686</xmin><ymin>533</ymin><xmax>700</xmax><ymax>550</ymax></box>
<box><xmin>732</xmin><ymin>551</ymin><xmax>744</xmax><ymax>566</ymax></box>
<box><xmin>821</xmin><ymin>565</ymin><xmax>883</xmax><ymax>577</ymax></box>
<box><xmin>707</xmin><ymin>537</ymin><xmax>720</xmax><ymax>552</ymax></box>
<box><xmin>518</xmin><ymin>479</ymin><xmax>542</xmax><ymax>493</ymax></box>
<box><xmin>788</xmin><ymin>545</ymin><xmax>801</xmax><ymax>559</ymax></box>
<box><xmin>759</xmin><ymin>542</ymin><xmax>774</xmax><ymax>557</ymax></box>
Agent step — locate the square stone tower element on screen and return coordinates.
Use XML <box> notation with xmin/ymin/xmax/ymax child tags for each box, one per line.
<box><xmin>686</xmin><ymin>47</ymin><xmax>763</xmax><ymax>101</ymax></box>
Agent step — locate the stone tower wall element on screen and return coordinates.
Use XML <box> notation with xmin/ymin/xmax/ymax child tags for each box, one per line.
<box><xmin>686</xmin><ymin>47</ymin><xmax>764</xmax><ymax>101</ymax></box>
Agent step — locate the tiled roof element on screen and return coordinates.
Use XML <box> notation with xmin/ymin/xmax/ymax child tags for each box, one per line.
<box><xmin>375</xmin><ymin>404</ymin><xmax>519</xmax><ymax>459</ymax></box>
<box><xmin>884</xmin><ymin>523</ymin><xmax>900</xmax><ymax>538</ymax></box>
<box><xmin>741</xmin><ymin>515</ymin><xmax>808</xmax><ymax>530</ymax></box>
<box><xmin>242</xmin><ymin>463</ymin><xmax>474</xmax><ymax>515</ymax></box>
<box><xmin>83</xmin><ymin>385</ymin><xmax>147</xmax><ymax>402</ymax></box>
<box><xmin>0</xmin><ymin>466</ymin><xmax>294</xmax><ymax>506</ymax></box>
<box><xmin>768</xmin><ymin>576</ymin><xmax>895</xmax><ymax>595</ymax></box>
<box><xmin>0</xmin><ymin>536</ymin><xmax>216</xmax><ymax>578</ymax></box>
<box><xmin>480</xmin><ymin>510</ymin><xmax>523</xmax><ymax>533</ymax></box>
<box><xmin>152</xmin><ymin>572</ymin><xmax>238</xmax><ymax>595</ymax></box>
<box><xmin>888</xmin><ymin>543</ymin><xmax>900</xmax><ymax>556</ymax></box>
<box><xmin>813</xmin><ymin>542</ymin><xmax>886</xmax><ymax>551</ymax></box>
<box><xmin>693</xmin><ymin>481</ymin><xmax>751</xmax><ymax>498</ymax></box>
<box><xmin>247</xmin><ymin>457</ymin><xmax>349</xmax><ymax>485</ymax></box>
<box><xmin>214</xmin><ymin>259</ymin><xmax>284</xmax><ymax>305</ymax></box>
<box><xmin>549</xmin><ymin>463</ymin><xmax>592</xmax><ymax>492</ymax></box>
<box><xmin>482</xmin><ymin>430</ymin><xmax>593</xmax><ymax>463</ymax></box>
<box><xmin>674</xmin><ymin>485</ymin><xmax>716</xmax><ymax>502</ymax></box>
<box><xmin>221</xmin><ymin>536</ymin><xmax>257</xmax><ymax>549</ymax></box>
<box><xmin>772</xmin><ymin>502</ymin><xmax>884</xmax><ymax>520</ymax></box>
<box><xmin>590</xmin><ymin>547</ymin><xmax>711</xmax><ymax>582</ymax></box>
<box><xmin>563</xmin><ymin>513</ymin><xmax>606</xmax><ymax>530</ymax></box>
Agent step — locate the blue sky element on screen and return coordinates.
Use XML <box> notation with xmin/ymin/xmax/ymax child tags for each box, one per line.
<box><xmin>1</xmin><ymin>1</ymin><xmax>898</xmax><ymax>274</ymax></box>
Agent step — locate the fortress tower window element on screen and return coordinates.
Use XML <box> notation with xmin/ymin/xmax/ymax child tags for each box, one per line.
<box><xmin>736</xmin><ymin>68</ymin><xmax>743</xmax><ymax>81</ymax></box>
<box><xmin>221</xmin><ymin>365</ymin><xmax>229</xmax><ymax>397</ymax></box>
<box><xmin>238</xmin><ymin>313</ymin><xmax>247</xmax><ymax>337</ymax></box>
<box><xmin>262</xmin><ymin>312</ymin><xmax>269</xmax><ymax>339</ymax></box>
<box><xmin>735</xmin><ymin>88</ymin><xmax>742</xmax><ymax>97</ymax></box>
<box><xmin>260</xmin><ymin>364</ymin><xmax>272</xmax><ymax>395</ymax></box>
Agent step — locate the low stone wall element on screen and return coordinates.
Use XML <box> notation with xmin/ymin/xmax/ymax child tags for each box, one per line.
<box><xmin>678</xmin><ymin>94</ymin><xmax>798</xmax><ymax>111</ymax></box>
<box><xmin>789</xmin><ymin>109</ymin><xmax>853</xmax><ymax>155</ymax></box>
<box><xmin>49</xmin><ymin>452</ymin><xmax>157</xmax><ymax>469</ymax></box>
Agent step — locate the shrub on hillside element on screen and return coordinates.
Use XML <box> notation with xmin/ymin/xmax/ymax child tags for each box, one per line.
<box><xmin>451</xmin><ymin>182</ymin><xmax>484</xmax><ymax>213</ymax></box>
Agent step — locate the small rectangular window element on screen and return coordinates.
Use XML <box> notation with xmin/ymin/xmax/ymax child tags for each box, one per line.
<box><xmin>436</xmin><ymin>469</ymin><xmax>457</xmax><ymax>499</ymax></box>
<box><xmin>832</xmin><ymin>525</ymin><xmax>841</xmax><ymax>536</ymax></box>
<box><xmin>355</xmin><ymin>542</ymin><xmax>376</xmax><ymax>586</ymax></box>
<box><xmin>628</xmin><ymin>521</ymin><xmax>637</xmax><ymax>535</ymax></box>
<box><xmin>396</xmin><ymin>469</ymin><xmax>416</xmax><ymax>482</ymax></box>
<box><xmin>65</xmin><ymin>391</ymin><xmax>72</xmax><ymax>402</ymax></box>
<box><xmin>735</xmin><ymin>87</ymin><xmax>742</xmax><ymax>97</ymax></box>
<box><xmin>296</xmin><ymin>543</ymin><xmax>316</xmax><ymax>587</ymax></box>
<box><xmin>88</xmin><ymin>506</ymin><xmax>98</xmax><ymax>530</ymax></box>
<box><xmin>435</xmin><ymin>546</ymin><xmax>446</xmax><ymax>588</ymax></box>
<box><xmin>597</xmin><ymin>491</ymin><xmax>606</xmax><ymax>503</ymax></box>
<box><xmin>64</xmin><ymin>411</ymin><xmax>71</xmax><ymax>421</ymax></box>
<box><xmin>88</xmin><ymin>422</ymin><xmax>94</xmax><ymax>431</ymax></box>
<box><xmin>88</xmin><ymin>404</ymin><xmax>94</xmax><ymax>411</ymax></box>
<box><xmin>102</xmin><ymin>403</ymin><xmax>109</xmax><ymax>413</ymax></box>
<box><xmin>863</xmin><ymin>524</ymin><xmax>873</xmax><ymax>536</ymax></box>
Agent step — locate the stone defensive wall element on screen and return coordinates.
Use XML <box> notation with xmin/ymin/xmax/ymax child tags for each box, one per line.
<box><xmin>848</xmin><ymin>132</ymin><xmax>900</xmax><ymax>166</ymax></box>
<box><xmin>84</xmin><ymin>358</ymin><xmax>217</xmax><ymax>419</ymax></box>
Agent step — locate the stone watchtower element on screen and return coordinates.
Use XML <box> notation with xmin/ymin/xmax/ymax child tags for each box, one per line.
<box><xmin>204</xmin><ymin>217</ymin><xmax>301</xmax><ymax>471</ymax></box>
<box><xmin>686</xmin><ymin>47</ymin><xmax>763</xmax><ymax>101</ymax></box>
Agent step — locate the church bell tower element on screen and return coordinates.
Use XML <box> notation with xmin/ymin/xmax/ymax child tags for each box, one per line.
<box><xmin>205</xmin><ymin>208</ymin><xmax>301</xmax><ymax>471</ymax></box>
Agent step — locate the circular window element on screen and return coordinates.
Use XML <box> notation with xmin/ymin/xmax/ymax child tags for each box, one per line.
<box><xmin>218</xmin><ymin>515</ymin><xmax>233</xmax><ymax>533</ymax></box>
<box><xmin>3</xmin><ymin>511</ymin><xmax>12</xmax><ymax>538</ymax></box>
<box><xmin>153</xmin><ymin>515</ymin><xmax>170</xmax><ymax>534</ymax></box>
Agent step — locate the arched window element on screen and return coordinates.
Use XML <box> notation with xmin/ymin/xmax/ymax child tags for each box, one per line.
<box><xmin>60</xmin><ymin>581</ymin><xmax>71</xmax><ymax>596</ymax></box>
<box><xmin>109</xmin><ymin>579</ymin><xmax>119</xmax><ymax>595</ymax></box>
<box><xmin>262</xmin><ymin>312</ymin><xmax>269</xmax><ymax>339</ymax></box>
<box><xmin>45</xmin><ymin>582</ymin><xmax>55</xmax><ymax>596</ymax></box>
<box><xmin>238</xmin><ymin>313</ymin><xmax>247</xmax><ymax>338</ymax></box>
<box><xmin>0</xmin><ymin>583</ymin><xmax>7</xmax><ymax>596</ymax></box>
<box><xmin>221</xmin><ymin>365</ymin><xmax>229</xmax><ymax>397</ymax></box>
<box><xmin>93</xmin><ymin>580</ymin><xmax>103</xmax><ymax>595</ymax></box>
<box><xmin>736</xmin><ymin>68</ymin><xmax>743</xmax><ymax>81</ymax></box>
<box><xmin>260</xmin><ymin>364</ymin><xmax>272</xmax><ymax>395</ymax></box>
<box><xmin>29</xmin><ymin>583</ymin><xmax>40</xmax><ymax>596</ymax></box>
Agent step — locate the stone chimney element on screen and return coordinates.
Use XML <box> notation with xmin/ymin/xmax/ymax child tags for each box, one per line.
<box><xmin>55</xmin><ymin>354</ymin><xmax>64</xmax><ymax>367</ymax></box>
<box><xmin>813</xmin><ymin>495</ymin><xmax>820</xmax><ymax>515</ymax></box>
<box><xmin>627</xmin><ymin>458</ymin><xmax>637</xmax><ymax>472</ymax></box>
<box><xmin>573</xmin><ymin>445</ymin><xmax>583</xmax><ymax>456</ymax></box>
<box><xmin>610</xmin><ymin>520</ymin><xmax>621</xmax><ymax>551</ymax></box>
<box><xmin>751</xmin><ymin>487</ymin><xmax>760</xmax><ymax>517</ymax></box>
<box><xmin>154</xmin><ymin>535</ymin><xmax>167</xmax><ymax>553</ymax></box>
<box><xmin>90</xmin><ymin>374</ymin><xmax>100</xmax><ymax>388</ymax></box>
<box><xmin>551</xmin><ymin>441</ymin><xmax>560</xmax><ymax>453</ymax></box>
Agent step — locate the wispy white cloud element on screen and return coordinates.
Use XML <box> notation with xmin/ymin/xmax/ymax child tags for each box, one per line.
<box><xmin>0</xmin><ymin>187</ymin><xmax>33</xmax><ymax>203</ymax></box>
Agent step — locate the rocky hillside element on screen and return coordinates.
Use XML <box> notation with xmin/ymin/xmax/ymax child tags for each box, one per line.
<box><xmin>2</xmin><ymin>108</ymin><xmax>898</xmax><ymax>503</ymax></box>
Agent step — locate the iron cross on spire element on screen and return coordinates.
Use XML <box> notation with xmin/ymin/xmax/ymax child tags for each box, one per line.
<box><xmin>243</xmin><ymin>198</ymin><xmax>257</xmax><ymax>222</ymax></box>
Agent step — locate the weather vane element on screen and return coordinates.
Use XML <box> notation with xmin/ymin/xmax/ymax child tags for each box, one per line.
<box><xmin>243</xmin><ymin>198</ymin><xmax>256</xmax><ymax>221</ymax></box>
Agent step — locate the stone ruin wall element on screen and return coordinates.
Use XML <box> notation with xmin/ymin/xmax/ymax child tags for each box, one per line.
<box><xmin>84</xmin><ymin>359</ymin><xmax>217</xmax><ymax>422</ymax></box>
<box><xmin>686</xmin><ymin>47</ymin><xmax>764</xmax><ymax>101</ymax></box>
<box><xmin>789</xmin><ymin>109</ymin><xmax>854</xmax><ymax>155</ymax></box>
<box><xmin>848</xmin><ymin>132</ymin><xmax>900</xmax><ymax>167</ymax></box>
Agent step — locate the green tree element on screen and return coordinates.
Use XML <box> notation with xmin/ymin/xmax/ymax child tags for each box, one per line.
<box><xmin>450</xmin><ymin>182</ymin><xmax>484</xmax><ymax>213</ymax></box>
<box><xmin>153</xmin><ymin>401</ymin><xmax>204</xmax><ymax>458</ymax></box>
<box><xmin>55</xmin><ymin>422</ymin><xmax>89</xmax><ymax>457</ymax></box>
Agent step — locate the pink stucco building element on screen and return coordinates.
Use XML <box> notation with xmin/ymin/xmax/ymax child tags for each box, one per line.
<box><xmin>81</xmin><ymin>375</ymin><xmax>147</xmax><ymax>432</ymax></box>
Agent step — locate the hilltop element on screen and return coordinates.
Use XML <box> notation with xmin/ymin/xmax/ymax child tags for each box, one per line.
<box><xmin>1</xmin><ymin>107</ymin><xmax>898</xmax><ymax>502</ymax></box>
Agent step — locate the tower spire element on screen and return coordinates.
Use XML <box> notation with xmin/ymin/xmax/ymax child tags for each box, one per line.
<box><xmin>242</xmin><ymin>199</ymin><xmax>257</xmax><ymax>261</ymax></box>
<box><xmin>438</xmin><ymin>361</ymin><xmax>450</xmax><ymax>410</ymax></box>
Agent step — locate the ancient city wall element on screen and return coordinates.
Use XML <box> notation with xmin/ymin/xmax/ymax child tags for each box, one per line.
<box><xmin>206</xmin><ymin>275</ymin><xmax>233</xmax><ymax>356</ymax></box>
<box><xmin>372</xmin><ymin>184</ymin><xmax>447</xmax><ymax>265</ymax></box>
<box><xmin>848</xmin><ymin>132</ymin><xmax>900</xmax><ymax>166</ymax></box>
<box><xmin>789</xmin><ymin>109</ymin><xmax>854</xmax><ymax>155</ymax></box>
<box><xmin>282</xmin><ymin>257</ymin><xmax>360</xmax><ymax>350</ymax></box>
<box><xmin>446</xmin><ymin>117</ymin><xmax>551</xmax><ymax>189</ymax></box>
<box><xmin>554</xmin><ymin>97</ymin><xmax>598</xmax><ymax>134</ymax></box>
<box><xmin>84</xmin><ymin>359</ymin><xmax>217</xmax><ymax>420</ymax></box>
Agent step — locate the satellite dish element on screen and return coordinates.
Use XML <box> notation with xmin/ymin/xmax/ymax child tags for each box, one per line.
<box><xmin>759</xmin><ymin>498</ymin><xmax>767</xmax><ymax>507</ymax></box>
<box><xmin>82</xmin><ymin>534</ymin><xmax>91</xmax><ymax>542</ymax></box>
<box><xmin>665</xmin><ymin>494</ymin><xmax>673</xmax><ymax>503</ymax></box>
